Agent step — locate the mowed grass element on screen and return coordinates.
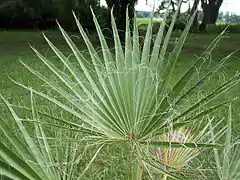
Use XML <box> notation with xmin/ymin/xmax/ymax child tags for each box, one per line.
<box><xmin>0</xmin><ymin>30</ymin><xmax>99</xmax><ymax>105</ymax></box>
<box><xmin>137</xmin><ymin>17</ymin><xmax>162</xmax><ymax>25</ymax></box>
<box><xmin>0</xmin><ymin>30</ymin><xmax>240</xmax><ymax>142</ymax></box>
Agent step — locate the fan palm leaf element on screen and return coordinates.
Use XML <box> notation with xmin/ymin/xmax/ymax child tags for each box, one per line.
<box><xmin>1</xmin><ymin>4</ymin><xmax>239</xmax><ymax>179</ymax></box>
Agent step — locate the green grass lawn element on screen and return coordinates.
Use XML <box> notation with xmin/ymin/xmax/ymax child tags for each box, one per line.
<box><xmin>1</xmin><ymin>32</ymin><xmax>239</xmax><ymax>103</ymax></box>
<box><xmin>0</xmin><ymin>30</ymin><xmax>98</xmax><ymax>105</ymax></box>
<box><xmin>0</xmin><ymin>30</ymin><xmax>240</xmax><ymax>179</ymax></box>
<box><xmin>1</xmin><ymin>31</ymin><xmax>240</xmax><ymax>128</ymax></box>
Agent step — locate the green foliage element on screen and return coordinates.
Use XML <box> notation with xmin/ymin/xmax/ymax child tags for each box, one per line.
<box><xmin>210</xmin><ymin>105</ymin><xmax>240</xmax><ymax>180</ymax></box>
<box><xmin>0</xmin><ymin>93</ymin><xmax>85</xmax><ymax>180</ymax></box>
<box><xmin>0</xmin><ymin>0</ymin><xmax>56</xmax><ymax>29</ymax></box>
<box><xmin>59</xmin><ymin>0</ymin><xmax>102</xmax><ymax>30</ymax></box>
<box><xmin>167</xmin><ymin>19</ymin><xmax>186</xmax><ymax>31</ymax></box>
<box><xmin>138</xmin><ymin>18</ymin><xmax>186</xmax><ymax>37</ymax></box>
<box><xmin>0</xmin><ymin>6</ymin><xmax>240</xmax><ymax>180</ymax></box>
<box><xmin>228</xmin><ymin>24</ymin><xmax>240</xmax><ymax>33</ymax></box>
<box><xmin>207</xmin><ymin>24</ymin><xmax>240</xmax><ymax>33</ymax></box>
<box><xmin>206</xmin><ymin>24</ymin><xmax>225</xmax><ymax>33</ymax></box>
<box><xmin>138</xmin><ymin>21</ymin><xmax>162</xmax><ymax>36</ymax></box>
<box><xmin>0</xmin><ymin>0</ymin><xmax>103</xmax><ymax>30</ymax></box>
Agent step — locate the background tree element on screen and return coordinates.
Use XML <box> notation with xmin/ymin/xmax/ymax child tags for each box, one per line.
<box><xmin>105</xmin><ymin>0</ymin><xmax>138</xmax><ymax>41</ymax></box>
<box><xmin>0</xmin><ymin>0</ymin><xmax>102</xmax><ymax>30</ymax></box>
<box><xmin>199</xmin><ymin>0</ymin><xmax>223</xmax><ymax>31</ymax></box>
<box><xmin>155</xmin><ymin>0</ymin><xmax>224</xmax><ymax>31</ymax></box>
<box><xmin>190</xmin><ymin>0</ymin><xmax>200</xmax><ymax>29</ymax></box>
<box><xmin>223</xmin><ymin>12</ymin><xmax>240</xmax><ymax>24</ymax></box>
<box><xmin>58</xmin><ymin>0</ymin><xmax>101</xmax><ymax>30</ymax></box>
<box><xmin>156</xmin><ymin>0</ymin><xmax>187</xmax><ymax>12</ymax></box>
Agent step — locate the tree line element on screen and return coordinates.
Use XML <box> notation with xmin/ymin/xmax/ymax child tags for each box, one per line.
<box><xmin>153</xmin><ymin>0</ymin><xmax>224</xmax><ymax>31</ymax></box>
<box><xmin>0</xmin><ymin>0</ymin><xmax>236</xmax><ymax>34</ymax></box>
<box><xmin>0</xmin><ymin>0</ymin><xmax>106</xmax><ymax>30</ymax></box>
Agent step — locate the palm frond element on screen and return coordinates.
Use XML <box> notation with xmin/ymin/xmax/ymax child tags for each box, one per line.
<box><xmin>1</xmin><ymin>5</ymin><xmax>239</xmax><ymax>179</ymax></box>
